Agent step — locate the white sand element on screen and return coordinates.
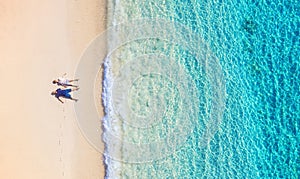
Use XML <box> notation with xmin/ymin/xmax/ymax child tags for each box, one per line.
<box><xmin>0</xmin><ymin>0</ymin><xmax>106</xmax><ymax>178</ymax></box>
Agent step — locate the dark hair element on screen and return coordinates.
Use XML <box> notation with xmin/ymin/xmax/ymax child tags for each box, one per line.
<box><xmin>52</xmin><ymin>80</ymin><xmax>56</xmax><ymax>84</ymax></box>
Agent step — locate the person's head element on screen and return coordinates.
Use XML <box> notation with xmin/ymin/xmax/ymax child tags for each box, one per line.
<box><xmin>51</xmin><ymin>91</ymin><xmax>57</xmax><ymax>96</ymax></box>
<box><xmin>52</xmin><ymin>80</ymin><xmax>58</xmax><ymax>84</ymax></box>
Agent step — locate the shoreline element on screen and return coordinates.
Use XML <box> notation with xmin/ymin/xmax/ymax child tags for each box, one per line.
<box><xmin>0</xmin><ymin>0</ymin><xmax>107</xmax><ymax>178</ymax></box>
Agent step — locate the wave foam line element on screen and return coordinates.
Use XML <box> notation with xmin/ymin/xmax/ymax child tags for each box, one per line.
<box><xmin>102</xmin><ymin>0</ymin><xmax>123</xmax><ymax>176</ymax></box>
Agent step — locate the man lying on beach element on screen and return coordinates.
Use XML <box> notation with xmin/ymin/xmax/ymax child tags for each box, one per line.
<box><xmin>52</xmin><ymin>73</ymin><xmax>79</xmax><ymax>88</ymax></box>
<box><xmin>51</xmin><ymin>87</ymin><xmax>79</xmax><ymax>103</ymax></box>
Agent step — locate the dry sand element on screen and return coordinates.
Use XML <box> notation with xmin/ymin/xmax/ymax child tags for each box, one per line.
<box><xmin>0</xmin><ymin>0</ymin><xmax>106</xmax><ymax>178</ymax></box>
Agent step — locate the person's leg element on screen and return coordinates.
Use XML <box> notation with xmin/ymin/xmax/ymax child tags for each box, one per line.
<box><xmin>61</xmin><ymin>89</ymin><xmax>72</xmax><ymax>99</ymax></box>
<box><xmin>65</xmin><ymin>88</ymin><xmax>72</xmax><ymax>93</ymax></box>
<box><xmin>71</xmin><ymin>87</ymin><xmax>80</xmax><ymax>91</ymax></box>
<box><xmin>62</xmin><ymin>88</ymin><xmax>78</xmax><ymax>102</ymax></box>
<box><xmin>65</xmin><ymin>84</ymin><xmax>78</xmax><ymax>88</ymax></box>
<box><xmin>70</xmin><ymin>97</ymin><xmax>78</xmax><ymax>102</ymax></box>
<box><xmin>62</xmin><ymin>93</ymin><xmax>77</xmax><ymax>102</ymax></box>
<box><xmin>69</xmin><ymin>79</ymin><xmax>79</xmax><ymax>82</ymax></box>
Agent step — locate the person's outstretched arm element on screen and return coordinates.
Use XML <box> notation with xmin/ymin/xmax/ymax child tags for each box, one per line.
<box><xmin>56</xmin><ymin>97</ymin><xmax>64</xmax><ymax>103</ymax></box>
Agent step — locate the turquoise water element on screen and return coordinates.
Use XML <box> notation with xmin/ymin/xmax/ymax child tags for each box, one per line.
<box><xmin>103</xmin><ymin>0</ymin><xmax>299</xmax><ymax>178</ymax></box>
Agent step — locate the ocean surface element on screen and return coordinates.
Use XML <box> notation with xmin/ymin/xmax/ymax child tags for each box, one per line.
<box><xmin>102</xmin><ymin>0</ymin><xmax>299</xmax><ymax>178</ymax></box>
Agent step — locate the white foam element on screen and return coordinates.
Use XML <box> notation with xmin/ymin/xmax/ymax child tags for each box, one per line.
<box><xmin>102</xmin><ymin>0</ymin><xmax>124</xmax><ymax>174</ymax></box>
<box><xmin>102</xmin><ymin>55</ymin><xmax>123</xmax><ymax>178</ymax></box>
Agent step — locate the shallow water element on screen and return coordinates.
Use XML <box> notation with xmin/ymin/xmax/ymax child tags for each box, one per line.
<box><xmin>103</xmin><ymin>0</ymin><xmax>299</xmax><ymax>178</ymax></box>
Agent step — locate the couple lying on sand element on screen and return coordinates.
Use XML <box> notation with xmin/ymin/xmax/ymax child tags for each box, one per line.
<box><xmin>51</xmin><ymin>73</ymin><xmax>79</xmax><ymax>103</ymax></box>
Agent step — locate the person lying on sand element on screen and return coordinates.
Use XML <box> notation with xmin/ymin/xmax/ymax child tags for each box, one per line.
<box><xmin>51</xmin><ymin>87</ymin><xmax>79</xmax><ymax>103</ymax></box>
<box><xmin>52</xmin><ymin>73</ymin><xmax>79</xmax><ymax>88</ymax></box>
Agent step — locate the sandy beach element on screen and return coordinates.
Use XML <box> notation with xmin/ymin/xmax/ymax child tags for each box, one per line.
<box><xmin>0</xmin><ymin>0</ymin><xmax>106</xmax><ymax>178</ymax></box>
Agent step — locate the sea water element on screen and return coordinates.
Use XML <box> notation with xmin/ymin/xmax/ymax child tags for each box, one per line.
<box><xmin>102</xmin><ymin>0</ymin><xmax>299</xmax><ymax>178</ymax></box>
